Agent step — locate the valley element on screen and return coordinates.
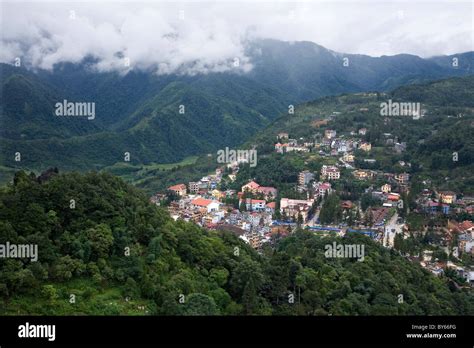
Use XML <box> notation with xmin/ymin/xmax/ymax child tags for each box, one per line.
<box><xmin>0</xmin><ymin>40</ymin><xmax>473</xmax><ymax>318</ymax></box>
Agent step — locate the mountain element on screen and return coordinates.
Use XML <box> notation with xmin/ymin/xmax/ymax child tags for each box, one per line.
<box><xmin>246</xmin><ymin>40</ymin><xmax>473</xmax><ymax>100</ymax></box>
<box><xmin>0</xmin><ymin>64</ymin><xmax>288</xmax><ymax>170</ymax></box>
<box><xmin>1</xmin><ymin>39</ymin><xmax>472</xmax><ymax>173</ymax></box>
<box><xmin>0</xmin><ymin>170</ymin><xmax>471</xmax><ymax>315</ymax></box>
<box><xmin>247</xmin><ymin>75</ymin><xmax>474</xmax><ymax>194</ymax></box>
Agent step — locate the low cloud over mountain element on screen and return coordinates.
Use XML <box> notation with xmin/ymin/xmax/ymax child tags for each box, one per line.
<box><xmin>1</xmin><ymin>1</ymin><xmax>472</xmax><ymax>75</ymax></box>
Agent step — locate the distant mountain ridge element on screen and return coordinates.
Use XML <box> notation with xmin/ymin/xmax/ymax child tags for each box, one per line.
<box><xmin>1</xmin><ymin>39</ymin><xmax>472</xmax><ymax>171</ymax></box>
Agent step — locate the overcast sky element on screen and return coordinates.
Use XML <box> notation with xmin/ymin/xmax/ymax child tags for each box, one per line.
<box><xmin>1</xmin><ymin>0</ymin><xmax>472</xmax><ymax>74</ymax></box>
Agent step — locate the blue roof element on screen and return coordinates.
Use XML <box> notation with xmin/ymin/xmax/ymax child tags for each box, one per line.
<box><xmin>307</xmin><ymin>226</ymin><xmax>341</xmax><ymax>232</ymax></box>
<box><xmin>347</xmin><ymin>229</ymin><xmax>377</xmax><ymax>237</ymax></box>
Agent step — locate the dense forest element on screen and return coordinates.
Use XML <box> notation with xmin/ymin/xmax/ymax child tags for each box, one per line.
<box><xmin>0</xmin><ymin>171</ymin><xmax>472</xmax><ymax>315</ymax></box>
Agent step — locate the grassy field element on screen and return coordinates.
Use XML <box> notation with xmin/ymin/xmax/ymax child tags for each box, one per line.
<box><xmin>0</xmin><ymin>156</ymin><xmax>201</xmax><ymax>191</ymax></box>
<box><xmin>94</xmin><ymin>156</ymin><xmax>199</xmax><ymax>184</ymax></box>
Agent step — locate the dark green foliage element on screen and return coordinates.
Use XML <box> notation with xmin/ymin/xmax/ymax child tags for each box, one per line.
<box><xmin>0</xmin><ymin>171</ymin><xmax>471</xmax><ymax>315</ymax></box>
<box><xmin>319</xmin><ymin>194</ymin><xmax>343</xmax><ymax>224</ymax></box>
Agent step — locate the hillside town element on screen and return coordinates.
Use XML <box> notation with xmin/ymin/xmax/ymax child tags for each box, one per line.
<box><xmin>151</xmin><ymin>121</ymin><xmax>474</xmax><ymax>287</ymax></box>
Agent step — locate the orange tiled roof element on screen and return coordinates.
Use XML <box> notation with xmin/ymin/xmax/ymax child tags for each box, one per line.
<box><xmin>191</xmin><ymin>198</ymin><xmax>214</xmax><ymax>207</ymax></box>
<box><xmin>169</xmin><ymin>184</ymin><xmax>186</xmax><ymax>191</ymax></box>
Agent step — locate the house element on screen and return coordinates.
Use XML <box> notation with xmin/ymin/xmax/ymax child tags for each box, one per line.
<box><xmin>211</xmin><ymin>189</ymin><xmax>224</xmax><ymax>200</ymax></box>
<box><xmin>439</xmin><ymin>191</ymin><xmax>457</xmax><ymax>204</ymax></box>
<box><xmin>191</xmin><ymin>198</ymin><xmax>221</xmax><ymax>213</ymax></box>
<box><xmin>324</xmin><ymin>129</ymin><xmax>337</xmax><ymax>139</ymax></box>
<box><xmin>358</xmin><ymin>128</ymin><xmax>368</xmax><ymax>135</ymax></box>
<box><xmin>257</xmin><ymin>186</ymin><xmax>278</xmax><ymax>200</ymax></box>
<box><xmin>168</xmin><ymin>184</ymin><xmax>187</xmax><ymax>196</ymax></box>
<box><xmin>240</xmin><ymin>198</ymin><xmax>266</xmax><ymax>211</ymax></box>
<box><xmin>342</xmin><ymin>153</ymin><xmax>355</xmax><ymax>162</ymax></box>
<box><xmin>459</xmin><ymin>220</ymin><xmax>474</xmax><ymax>234</ymax></box>
<box><xmin>241</xmin><ymin>181</ymin><xmax>277</xmax><ymax>200</ymax></box>
<box><xmin>367</xmin><ymin>207</ymin><xmax>390</xmax><ymax>225</ymax></box>
<box><xmin>395</xmin><ymin>173</ymin><xmax>410</xmax><ymax>184</ymax></box>
<box><xmin>188</xmin><ymin>181</ymin><xmax>200</xmax><ymax>194</ymax></box>
<box><xmin>275</xmin><ymin>143</ymin><xmax>288</xmax><ymax>153</ymax></box>
<box><xmin>449</xmin><ymin>220</ymin><xmax>474</xmax><ymax>240</ymax></box>
<box><xmin>280</xmin><ymin>198</ymin><xmax>314</xmax><ymax>222</ymax></box>
<box><xmin>387</xmin><ymin>193</ymin><xmax>400</xmax><ymax>201</ymax></box>
<box><xmin>298</xmin><ymin>170</ymin><xmax>315</xmax><ymax>186</ymax></box>
<box><xmin>425</xmin><ymin>200</ymin><xmax>450</xmax><ymax>214</ymax></box>
<box><xmin>353</xmin><ymin>169</ymin><xmax>373</xmax><ymax>180</ymax></box>
<box><xmin>265</xmin><ymin>202</ymin><xmax>276</xmax><ymax>214</ymax></box>
<box><xmin>359</xmin><ymin>142</ymin><xmax>372</xmax><ymax>152</ymax></box>
<box><xmin>242</xmin><ymin>180</ymin><xmax>260</xmax><ymax>193</ymax></box>
<box><xmin>315</xmin><ymin>182</ymin><xmax>332</xmax><ymax>197</ymax></box>
<box><xmin>321</xmin><ymin>165</ymin><xmax>340</xmax><ymax>180</ymax></box>
<box><xmin>277</xmin><ymin>132</ymin><xmax>289</xmax><ymax>140</ymax></box>
<box><xmin>394</xmin><ymin>142</ymin><xmax>407</xmax><ymax>154</ymax></box>
<box><xmin>381</xmin><ymin>184</ymin><xmax>392</xmax><ymax>193</ymax></box>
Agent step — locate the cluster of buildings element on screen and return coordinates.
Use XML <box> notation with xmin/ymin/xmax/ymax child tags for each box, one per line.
<box><xmin>418</xmin><ymin>220</ymin><xmax>474</xmax><ymax>284</ymax></box>
<box><xmin>150</xmin><ymin>116</ymin><xmax>473</xmax><ymax>284</ymax></box>
<box><xmin>151</xmin><ymin>177</ymin><xmax>285</xmax><ymax>249</ymax></box>
<box><xmin>274</xmin><ymin>132</ymin><xmax>312</xmax><ymax>154</ymax></box>
<box><xmin>415</xmin><ymin>190</ymin><xmax>474</xmax><ymax>216</ymax></box>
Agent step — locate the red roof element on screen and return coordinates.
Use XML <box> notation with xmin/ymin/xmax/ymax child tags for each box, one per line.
<box><xmin>341</xmin><ymin>201</ymin><xmax>353</xmax><ymax>209</ymax></box>
<box><xmin>388</xmin><ymin>194</ymin><xmax>400</xmax><ymax>201</ymax></box>
<box><xmin>192</xmin><ymin>198</ymin><xmax>214</xmax><ymax>207</ymax></box>
<box><xmin>243</xmin><ymin>181</ymin><xmax>260</xmax><ymax>190</ymax></box>
<box><xmin>247</xmin><ymin>198</ymin><xmax>265</xmax><ymax>204</ymax></box>
<box><xmin>258</xmin><ymin>186</ymin><xmax>277</xmax><ymax>194</ymax></box>
<box><xmin>460</xmin><ymin>220</ymin><xmax>474</xmax><ymax>231</ymax></box>
<box><xmin>169</xmin><ymin>184</ymin><xmax>186</xmax><ymax>191</ymax></box>
<box><xmin>266</xmin><ymin>202</ymin><xmax>276</xmax><ymax>209</ymax></box>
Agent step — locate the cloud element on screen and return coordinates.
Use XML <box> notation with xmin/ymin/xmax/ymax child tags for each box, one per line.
<box><xmin>1</xmin><ymin>1</ymin><xmax>472</xmax><ymax>74</ymax></box>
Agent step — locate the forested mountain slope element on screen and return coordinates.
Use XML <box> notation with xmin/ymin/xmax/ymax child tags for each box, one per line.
<box><xmin>0</xmin><ymin>171</ymin><xmax>472</xmax><ymax>315</ymax></box>
<box><xmin>1</xmin><ymin>40</ymin><xmax>472</xmax><ymax>172</ymax></box>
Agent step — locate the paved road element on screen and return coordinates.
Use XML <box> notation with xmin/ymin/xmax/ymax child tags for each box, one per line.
<box><xmin>383</xmin><ymin>212</ymin><xmax>404</xmax><ymax>247</ymax></box>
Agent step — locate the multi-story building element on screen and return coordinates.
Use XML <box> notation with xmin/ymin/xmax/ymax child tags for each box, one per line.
<box><xmin>381</xmin><ymin>184</ymin><xmax>392</xmax><ymax>193</ymax></box>
<box><xmin>439</xmin><ymin>191</ymin><xmax>457</xmax><ymax>204</ymax></box>
<box><xmin>395</xmin><ymin>173</ymin><xmax>410</xmax><ymax>184</ymax></box>
<box><xmin>321</xmin><ymin>165</ymin><xmax>340</xmax><ymax>180</ymax></box>
<box><xmin>359</xmin><ymin>142</ymin><xmax>372</xmax><ymax>152</ymax></box>
<box><xmin>280</xmin><ymin>198</ymin><xmax>314</xmax><ymax>222</ymax></box>
<box><xmin>325</xmin><ymin>129</ymin><xmax>337</xmax><ymax>139</ymax></box>
<box><xmin>241</xmin><ymin>180</ymin><xmax>260</xmax><ymax>193</ymax></box>
<box><xmin>191</xmin><ymin>198</ymin><xmax>221</xmax><ymax>213</ymax></box>
<box><xmin>168</xmin><ymin>184</ymin><xmax>187</xmax><ymax>196</ymax></box>
<box><xmin>240</xmin><ymin>198</ymin><xmax>266</xmax><ymax>211</ymax></box>
<box><xmin>188</xmin><ymin>181</ymin><xmax>200</xmax><ymax>194</ymax></box>
<box><xmin>298</xmin><ymin>170</ymin><xmax>315</xmax><ymax>186</ymax></box>
<box><xmin>342</xmin><ymin>153</ymin><xmax>355</xmax><ymax>162</ymax></box>
<box><xmin>353</xmin><ymin>169</ymin><xmax>373</xmax><ymax>180</ymax></box>
<box><xmin>314</xmin><ymin>182</ymin><xmax>332</xmax><ymax>197</ymax></box>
